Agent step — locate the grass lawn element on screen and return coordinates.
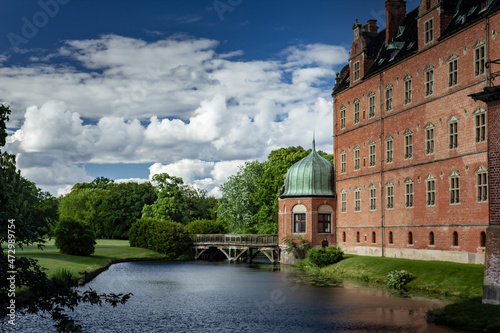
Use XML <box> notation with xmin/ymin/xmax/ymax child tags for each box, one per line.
<box><xmin>15</xmin><ymin>239</ymin><xmax>166</xmax><ymax>279</ymax></box>
<box><xmin>298</xmin><ymin>254</ymin><xmax>484</xmax><ymax>299</ymax></box>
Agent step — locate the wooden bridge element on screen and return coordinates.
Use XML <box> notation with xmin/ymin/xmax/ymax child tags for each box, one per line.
<box><xmin>193</xmin><ymin>234</ymin><xmax>280</xmax><ymax>263</ymax></box>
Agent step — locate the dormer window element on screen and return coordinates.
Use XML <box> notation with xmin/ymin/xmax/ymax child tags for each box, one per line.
<box><xmin>424</xmin><ymin>19</ymin><xmax>434</xmax><ymax>44</ymax></box>
<box><xmin>353</xmin><ymin>61</ymin><xmax>360</xmax><ymax>81</ymax></box>
<box><xmin>426</xmin><ymin>0</ymin><xmax>431</xmax><ymax>10</ymax></box>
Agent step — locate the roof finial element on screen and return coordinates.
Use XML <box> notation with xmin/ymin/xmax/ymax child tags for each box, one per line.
<box><xmin>312</xmin><ymin>131</ymin><xmax>316</xmax><ymax>151</ymax></box>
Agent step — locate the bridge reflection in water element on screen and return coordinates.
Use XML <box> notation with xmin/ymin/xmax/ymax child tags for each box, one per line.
<box><xmin>193</xmin><ymin>234</ymin><xmax>280</xmax><ymax>263</ymax></box>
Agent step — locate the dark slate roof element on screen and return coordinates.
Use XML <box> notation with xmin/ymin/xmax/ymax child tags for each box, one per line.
<box><xmin>333</xmin><ymin>0</ymin><xmax>500</xmax><ymax>96</ymax></box>
<box><xmin>361</xmin><ymin>30</ymin><xmax>386</xmax><ymax>58</ymax></box>
<box><xmin>332</xmin><ymin>65</ymin><xmax>350</xmax><ymax>94</ymax></box>
<box><xmin>440</xmin><ymin>0</ymin><xmax>500</xmax><ymax>40</ymax></box>
<box><xmin>364</xmin><ymin>7</ymin><xmax>419</xmax><ymax>78</ymax></box>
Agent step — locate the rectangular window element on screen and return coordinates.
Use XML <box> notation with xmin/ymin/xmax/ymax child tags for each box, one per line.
<box><xmin>340</xmin><ymin>151</ymin><xmax>346</xmax><ymax>174</ymax></box>
<box><xmin>386</xmin><ymin>138</ymin><xmax>393</xmax><ymax>163</ymax></box>
<box><xmin>369</xmin><ymin>94</ymin><xmax>375</xmax><ymax>118</ymax></box>
<box><xmin>354</xmin><ymin>190</ymin><xmax>361</xmax><ymax>212</ymax></box>
<box><xmin>450</xmin><ymin>176</ymin><xmax>460</xmax><ymax>204</ymax></box>
<box><xmin>354</xmin><ymin>148</ymin><xmax>360</xmax><ymax>170</ymax></box>
<box><xmin>406</xmin><ymin>182</ymin><xmax>414</xmax><ymax>208</ymax></box>
<box><xmin>424</xmin><ymin>19</ymin><xmax>434</xmax><ymax>44</ymax></box>
<box><xmin>477</xmin><ymin>172</ymin><xmax>488</xmax><ymax>202</ymax></box>
<box><xmin>353</xmin><ymin>61</ymin><xmax>360</xmax><ymax>81</ymax></box>
<box><xmin>340</xmin><ymin>108</ymin><xmax>346</xmax><ymax>129</ymax></box>
<box><xmin>425</xmin><ymin>68</ymin><xmax>434</xmax><ymax>96</ymax></box>
<box><xmin>293</xmin><ymin>213</ymin><xmax>306</xmax><ymax>233</ymax></box>
<box><xmin>476</xmin><ymin>113</ymin><xmax>486</xmax><ymax>143</ymax></box>
<box><xmin>341</xmin><ymin>192</ymin><xmax>347</xmax><ymax>212</ymax></box>
<box><xmin>370</xmin><ymin>187</ymin><xmax>376</xmax><ymax>211</ymax></box>
<box><xmin>448</xmin><ymin>59</ymin><xmax>458</xmax><ymax>87</ymax></box>
<box><xmin>426</xmin><ymin>179</ymin><xmax>436</xmax><ymax>206</ymax></box>
<box><xmin>385</xmin><ymin>87</ymin><xmax>393</xmax><ymax>111</ymax></box>
<box><xmin>475</xmin><ymin>45</ymin><xmax>486</xmax><ymax>76</ymax></box>
<box><xmin>318</xmin><ymin>214</ymin><xmax>331</xmax><ymax>233</ymax></box>
<box><xmin>387</xmin><ymin>184</ymin><xmax>394</xmax><ymax>209</ymax></box>
<box><xmin>369</xmin><ymin>143</ymin><xmax>376</xmax><ymax>167</ymax></box>
<box><xmin>449</xmin><ymin>121</ymin><xmax>458</xmax><ymax>149</ymax></box>
<box><xmin>405</xmin><ymin>133</ymin><xmax>413</xmax><ymax>159</ymax></box>
<box><xmin>404</xmin><ymin>78</ymin><xmax>412</xmax><ymax>104</ymax></box>
<box><xmin>426</xmin><ymin>127</ymin><xmax>434</xmax><ymax>154</ymax></box>
<box><xmin>354</xmin><ymin>101</ymin><xmax>360</xmax><ymax>124</ymax></box>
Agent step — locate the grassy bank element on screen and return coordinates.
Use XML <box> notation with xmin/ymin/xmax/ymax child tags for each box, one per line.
<box><xmin>15</xmin><ymin>239</ymin><xmax>166</xmax><ymax>281</ymax></box>
<box><xmin>296</xmin><ymin>254</ymin><xmax>484</xmax><ymax>299</ymax></box>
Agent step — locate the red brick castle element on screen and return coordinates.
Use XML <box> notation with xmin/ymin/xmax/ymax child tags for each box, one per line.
<box><xmin>278</xmin><ymin>0</ymin><xmax>500</xmax><ymax>304</ymax></box>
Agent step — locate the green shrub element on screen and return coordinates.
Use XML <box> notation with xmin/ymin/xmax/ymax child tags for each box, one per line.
<box><xmin>129</xmin><ymin>218</ymin><xmax>192</xmax><ymax>259</ymax></box>
<box><xmin>282</xmin><ymin>235</ymin><xmax>309</xmax><ymax>259</ymax></box>
<box><xmin>54</xmin><ymin>218</ymin><xmax>96</xmax><ymax>256</ymax></box>
<box><xmin>308</xmin><ymin>246</ymin><xmax>344</xmax><ymax>267</ymax></box>
<box><xmin>185</xmin><ymin>219</ymin><xmax>226</xmax><ymax>235</ymax></box>
<box><xmin>386</xmin><ymin>270</ymin><xmax>413</xmax><ymax>289</ymax></box>
<box><xmin>52</xmin><ymin>268</ymin><xmax>79</xmax><ymax>287</ymax></box>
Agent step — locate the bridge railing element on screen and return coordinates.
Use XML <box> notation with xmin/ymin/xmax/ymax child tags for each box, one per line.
<box><xmin>193</xmin><ymin>234</ymin><xmax>278</xmax><ymax>246</ymax></box>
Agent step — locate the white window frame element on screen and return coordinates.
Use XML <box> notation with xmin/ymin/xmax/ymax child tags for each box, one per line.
<box><xmin>426</xmin><ymin>173</ymin><xmax>436</xmax><ymax>207</ymax></box>
<box><xmin>476</xmin><ymin>165</ymin><xmax>488</xmax><ymax>203</ymax></box>
<box><xmin>386</xmin><ymin>180</ymin><xmax>394</xmax><ymax>209</ymax></box>
<box><xmin>368</xmin><ymin>92</ymin><xmax>376</xmax><ymax>118</ymax></box>
<box><xmin>385</xmin><ymin>84</ymin><xmax>393</xmax><ymax>112</ymax></box>
<box><xmin>424</xmin><ymin>18</ymin><xmax>434</xmax><ymax>44</ymax></box>
<box><xmin>354</xmin><ymin>145</ymin><xmax>360</xmax><ymax>170</ymax></box>
<box><xmin>448</xmin><ymin>54</ymin><xmax>458</xmax><ymax>88</ymax></box>
<box><xmin>341</xmin><ymin>189</ymin><xmax>347</xmax><ymax>213</ymax></box>
<box><xmin>405</xmin><ymin>178</ymin><xmax>414</xmax><ymax>208</ymax></box>
<box><xmin>474</xmin><ymin>107</ymin><xmax>487</xmax><ymax>143</ymax></box>
<box><xmin>404</xmin><ymin>129</ymin><xmax>413</xmax><ymax>159</ymax></box>
<box><xmin>354</xmin><ymin>99</ymin><xmax>360</xmax><ymax>124</ymax></box>
<box><xmin>474</xmin><ymin>40</ymin><xmax>486</xmax><ymax>77</ymax></box>
<box><xmin>449</xmin><ymin>170</ymin><xmax>460</xmax><ymax>204</ymax></box>
<box><xmin>386</xmin><ymin>134</ymin><xmax>393</xmax><ymax>163</ymax></box>
<box><xmin>369</xmin><ymin>140</ymin><xmax>376</xmax><ymax>167</ymax></box>
<box><xmin>354</xmin><ymin>187</ymin><xmax>361</xmax><ymax>212</ymax></box>
<box><xmin>353</xmin><ymin>61</ymin><xmax>360</xmax><ymax>81</ymax></box>
<box><xmin>369</xmin><ymin>184</ymin><xmax>376</xmax><ymax>211</ymax></box>
<box><xmin>424</xmin><ymin>64</ymin><xmax>434</xmax><ymax>97</ymax></box>
<box><xmin>425</xmin><ymin>122</ymin><xmax>435</xmax><ymax>155</ymax></box>
<box><xmin>404</xmin><ymin>75</ymin><xmax>412</xmax><ymax>105</ymax></box>
<box><xmin>448</xmin><ymin>115</ymin><xmax>459</xmax><ymax>149</ymax></box>
<box><xmin>340</xmin><ymin>105</ymin><xmax>346</xmax><ymax>130</ymax></box>
<box><xmin>340</xmin><ymin>149</ymin><xmax>346</xmax><ymax>174</ymax></box>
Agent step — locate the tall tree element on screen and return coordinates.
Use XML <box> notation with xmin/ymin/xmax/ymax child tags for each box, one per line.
<box><xmin>0</xmin><ymin>105</ymin><xmax>130</xmax><ymax>332</ymax></box>
<box><xmin>217</xmin><ymin>161</ymin><xmax>263</xmax><ymax>234</ymax></box>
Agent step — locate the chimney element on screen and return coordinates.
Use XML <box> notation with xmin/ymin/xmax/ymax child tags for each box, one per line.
<box><xmin>365</xmin><ymin>19</ymin><xmax>379</xmax><ymax>33</ymax></box>
<box><xmin>385</xmin><ymin>0</ymin><xmax>407</xmax><ymax>45</ymax></box>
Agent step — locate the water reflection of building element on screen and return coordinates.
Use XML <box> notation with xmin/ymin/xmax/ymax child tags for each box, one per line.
<box><xmin>278</xmin><ymin>1</ymin><xmax>500</xmax><ymax>293</ymax></box>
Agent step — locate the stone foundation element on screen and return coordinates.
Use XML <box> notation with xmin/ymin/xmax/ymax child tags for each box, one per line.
<box><xmin>340</xmin><ymin>246</ymin><xmax>485</xmax><ymax>264</ymax></box>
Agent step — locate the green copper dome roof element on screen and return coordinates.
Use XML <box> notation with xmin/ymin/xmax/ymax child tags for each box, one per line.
<box><xmin>281</xmin><ymin>141</ymin><xmax>335</xmax><ymax>198</ymax></box>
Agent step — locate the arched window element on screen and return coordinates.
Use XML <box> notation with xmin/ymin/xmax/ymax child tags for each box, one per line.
<box><xmin>372</xmin><ymin>232</ymin><xmax>376</xmax><ymax>244</ymax></box>
<box><xmin>429</xmin><ymin>231</ymin><xmax>435</xmax><ymax>246</ymax></box>
<box><xmin>292</xmin><ymin>204</ymin><xmax>307</xmax><ymax>233</ymax></box>
<box><xmin>480</xmin><ymin>231</ymin><xmax>486</xmax><ymax>247</ymax></box>
<box><xmin>389</xmin><ymin>231</ymin><xmax>394</xmax><ymax>244</ymax></box>
<box><xmin>453</xmin><ymin>231</ymin><xmax>459</xmax><ymax>246</ymax></box>
<box><xmin>356</xmin><ymin>231</ymin><xmax>360</xmax><ymax>243</ymax></box>
<box><xmin>342</xmin><ymin>232</ymin><xmax>346</xmax><ymax>242</ymax></box>
<box><xmin>318</xmin><ymin>205</ymin><xmax>333</xmax><ymax>233</ymax></box>
<box><xmin>408</xmin><ymin>232</ymin><xmax>413</xmax><ymax>245</ymax></box>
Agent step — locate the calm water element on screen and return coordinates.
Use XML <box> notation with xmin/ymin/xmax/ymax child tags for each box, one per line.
<box><xmin>10</xmin><ymin>261</ymin><xmax>458</xmax><ymax>332</ymax></box>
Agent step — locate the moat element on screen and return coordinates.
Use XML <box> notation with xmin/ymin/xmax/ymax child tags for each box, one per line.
<box><xmin>14</xmin><ymin>261</ymin><xmax>458</xmax><ymax>332</ymax></box>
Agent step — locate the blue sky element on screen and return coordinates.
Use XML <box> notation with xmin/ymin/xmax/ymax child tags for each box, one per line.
<box><xmin>0</xmin><ymin>0</ymin><xmax>416</xmax><ymax>197</ymax></box>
